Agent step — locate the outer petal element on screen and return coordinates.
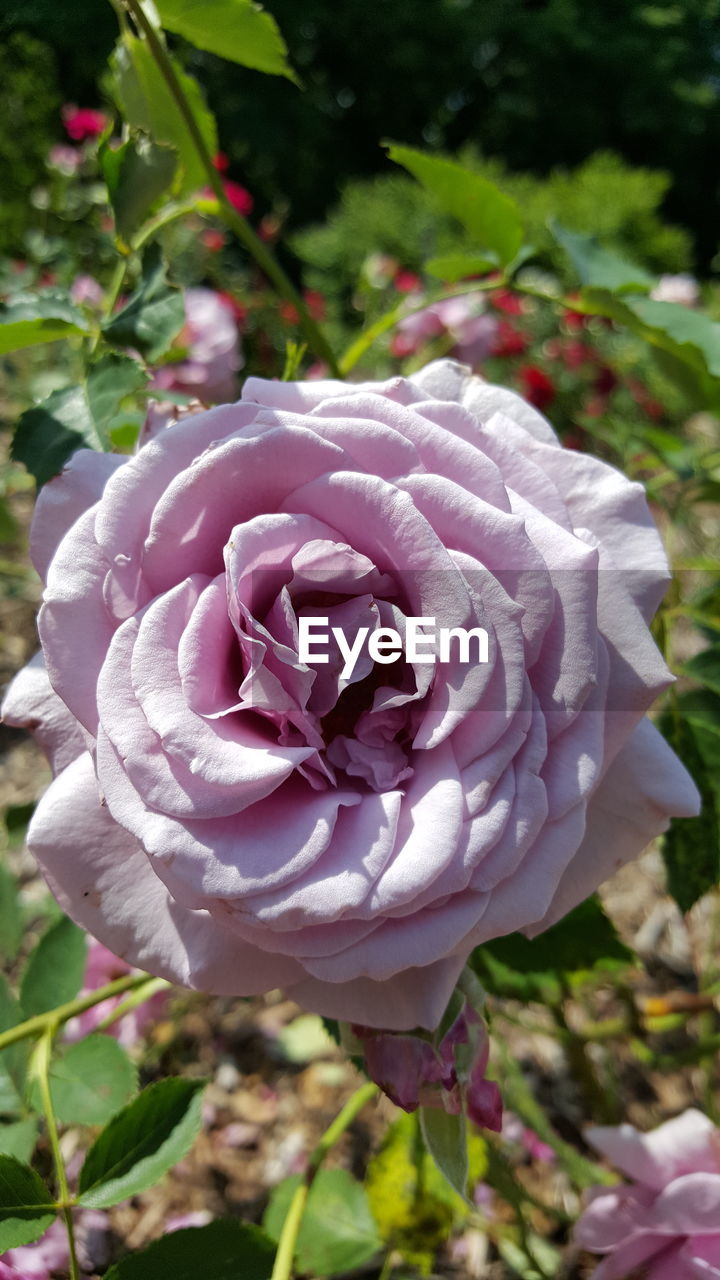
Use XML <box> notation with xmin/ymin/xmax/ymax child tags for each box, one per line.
<box><xmin>30</xmin><ymin>448</ymin><xmax>126</xmax><ymax>582</ymax></box>
<box><xmin>288</xmin><ymin>953</ymin><xmax>466</xmax><ymax>1031</ymax></box>
<box><xmin>26</xmin><ymin>752</ymin><xmax>304</xmax><ymax>994</ymax></box>
<box><xmin>586</xmin><ymin>1110</ymin><xmax>720</xmax><ymax>1192</ymax></box>
<box><xmin>1</xmin><ymin>652</ymin><xmax>85</xmax><ymax>775</ymax></box>
<box><xmin>526</xmin><ymin>718</ymin><xmax>700</xmax><ymax>936</ymax></box>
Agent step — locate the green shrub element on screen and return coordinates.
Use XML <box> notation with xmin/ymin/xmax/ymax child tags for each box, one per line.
<box><xmin>292</xmin><ymin>149</ymin><xmax>692</xmax><ymax>307</ymax></box>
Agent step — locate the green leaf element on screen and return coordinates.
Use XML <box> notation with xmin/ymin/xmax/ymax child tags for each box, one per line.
<box><xmin>683</xmin><ymin>647</ymin><xmax>720</xmax><ymax>697</ymax></box>
<box><xmin>0</xmin><ymin>1155</ymin><xmax>55</xmax><ymax>1252</ymax></box>
<box><xmin>0</xmin><ymin>862</ymin><xmax>22</xmax><ymax>963</ymax></box>
<box><xmin>263</xmin><ymin>1169</ymin><xmax>382</xmax><ymax>1276</ymax></box>
<box><xmin>0</xmin><ymin>293</ymin><xmax>89</xmax><ymax>354</ymax></box>
<box><xmin>660</xmin><ymin>694</ymin><xmax>720</xmax><ymax>912</ymax></box>
<box><xmin>276</xmin><ymin>1014</ymin><xmax>336</xmax><ymax>1063</ymax></box>
<box><xmin>43</xmin><ymin>1035</ymin><xmax>137</xmax><ymax>1127</ymax></box>
<box><xmin>110</xmin><ymin>36</ymin><xmax>217</xmax><ymax>198</ymax></box>
<box><xmin>471</xmin><ymin>896</ymin><xmax>632</xmax><ymax>1000</ymax></box>
<box><xmin>550</xmin><ymin>222</ymin><xmax>655</xmax><ymax>293</ymax></box>
<box><xmin>0</xmin><ymin>976</ymin><xmax>29</xmax><ymax>1108</ymax></box>
<box><xmin>154</xmin><ymin>0</ymin><xmax>297</xmax><ymax>82</ymax></box>
<box><xmin>424</xmin><ymin>253</ymin><xmax>497</xmax><ymax>283</ymax></box>
<box><xmin>101</xmin><ymin>133</ymin><xmax>178</xmax><ymax>243</ymax></box>
<box><xmin>102</xmin><ymin>244</ymin><xmax>185</xmax><ymax>362</ymax></box>
<box><xmin>105</xmin><ymin>1220</ymin><xmax>275</xmax><ymax>1280</ymax></box>
<box><xmin>86</xmin><ymin>354</ymin><xmax>149</xmax><ymax>436</ymax></box>
<box><xmin>419</xmin><ymin>1107</ymin><xmax>469</xmax><ymax>1201</ymax></box>
<box><xmin>20</xmin><ymin>917</ymin><xmax>87</xmax><ymax>1019</ymax></box>
<box><xmin>579</xmin><ymin>288</ymin><xmax>720</xmax><ymax>405</ymax></box>
<box><xmin>13</xmin><ymin>387</ymin><xmax>100</xmax><ymax>487</ymax></box>
<box><xmin>12</xmin><ymin>353</ymin><xmax>148</xmax><ymax>486</ymax></box>
<box><xmin>0</xmin><ymin>1119</ymin><xmax>38</xmax><ymax>1163</ymax></box>
<box><xmin>78</xmin><ymin>1077</ymin><xmax>205</xmax><ymax>1208</ymax></box>
<box><xmin>629</xmin><ymin>297</ymin><xmax>720</xmax><ymax>378</ymax></box>
<box><xmin>384</xmin><ymin>143</ymin><xmax>524</xmax><ymax>267</ymax></box>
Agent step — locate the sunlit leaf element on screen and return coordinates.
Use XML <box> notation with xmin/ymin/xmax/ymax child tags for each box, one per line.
<box><xmin>154</xmin><ymin>0</ymin><xmax>297</xmax><ymax>82</ymax></box>
<box><xmin>78</xmin><ymin>1078</ymin><xmax>205</xmax><ymax>1208</ymax></box>
<box><xmin>385</xmin><ymin>143</ymin><xmax>524</xmax><ymax>267</ymax></box>
<box><xmin>110</xmin><ymin>36</ymin><xmax>217</xmax><ymax>197</ymax></box>
<box><xmin>264</xmin><ymin>1170</ymin><xmax>382</xmax><ymax>1276</ymax></box>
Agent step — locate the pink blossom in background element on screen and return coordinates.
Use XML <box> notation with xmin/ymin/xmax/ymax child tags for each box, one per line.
<box><xmin>650</xmin><ymin>274</ymin><xmax>700</xmax><ymax>308</ymax></box>
<box><xmin>165</xmin><ymin>1211</ymin><xmax>213</xmax><ymax>1232</ymax></box>
<box><xmin>137</xmin><ymin>399</ymin><xmax>206</xmax><ymax>450</ymax></box>
<box><xmin>64</xmin><ymin>938</ymin><xmax>168</xmax><ymax>1049</ymax></box>
<box><xmin>394</xmin><ymin>270</ymin><xmax>423</xmax><ymax>294</ymax></box>
<box><xmin>47</xmin><ymin>145</ymin><xmax>82</xmax><ymax>176</ymax></box>
<box><xmin>69</xmin><ymin>276</ymin><xmax>104</xmax><ymax>309</ymax></box>
<box><xmin>354</xmin><ymin>998</ymin><xmax>502</xmax><ymax>1130</ymax></box>
<box><xmin>202</xmin><ymin>177</ymin><xmax>253</xmax><ymax>215</ymax></box>
<box><xmin>151</xmin><ymin>288</ymin><xmax>244</xmax><ymax>405</ymax></box>
<box><xmin>395</xmin><ymin>294</ymin><xmax>498</xmax><ymax>367</ymax></box>
<box><xmin>2</xmin><ymin>1220</ymin><xmax>70</xmax><ymax>1277</ymax></box>
<box><xmin>575</xmin><ymin>1108</ymin><xmax>720</xmax><ymax>1278</ymax></box>
<box><xmin>1</xmin><ymin>1211</ymin><xmax>110</xmax><ymax>1277</ymax></box>
<box><xmin>2</xmin><ymin>359</ymin><xmax>698</xmax><ymax>1032</ymax></box>
<box><xmin>502</xmin><ymin>1111</ymin><xmax>556</xmax><ymax>1163</ymax></box>
<box><xmin>61</xmin><ymin>105</ymin><xmax>108</xmax><ymax>142</ymax></box>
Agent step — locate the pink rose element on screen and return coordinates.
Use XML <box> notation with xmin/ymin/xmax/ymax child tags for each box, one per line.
<box><xmin>64</xmin><ymin>938</ymin><xmax>169</xmax><ymax>1048</ymax></box>
<box><xmin>69</xmin><ymin>275</ymin><xmax>104</xmax><ymax>309</ymax></box>
<box><xmin>151</xmin><ymin>288</ymin><xmax>243</xmax><ymax>406</ymax></box>
<box><xmin>2</xmin><ymin>359</ymin><xmax>698</xmax><ymax>1031</ymax></box>
<box><xmin>396</xmin><ymin>294</ymin><xmax>498</xmax><ymax>366</ymax></box>
<box><xmin>576</xmin><ymin>1109</ymin><xmax>720</xmax><ymax>1278</ymax></box>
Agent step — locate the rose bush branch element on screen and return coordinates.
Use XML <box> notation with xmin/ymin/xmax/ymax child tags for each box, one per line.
<box><xmin>33</xmin><ymin>1024</ymin><xmax>80</xmax><ymax>1280</ymax></box>
<box><xmin>0</xmin><ymin>974</ymin><xmax>169</xmax><ymax>1052</ymax></box>
<box><xmin>270</xmin><ymin>1081</ymin><xmax>378</xmax><ymax>1280</ymax></box>
<box><xmin>118</xmin><ymin>0</ymin><xmax>342</xmax><ymax>377</ymax></box>
<box><xmin>338</xmin><ymin>276</ymin><xmax>508</xmax><ymax>375</ymax></box>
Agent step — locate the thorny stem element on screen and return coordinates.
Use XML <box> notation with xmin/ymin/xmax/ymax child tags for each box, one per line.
<box><xmin>338</xmin><ymin>277</ymin><xmax>506</xmax><ymax>376</ymax></box>
<box><xmin>120</xmin><ymin>0</ymin><xmax>341</xmax><ymax>376</ymax></box>
<box><xmin>35</xmin><ymin>1025</ymin><xmax>80</xmax><ymax>1280</ymax></box>
<box><xmin>0</xmin><ymin>974</ymin><xmax>169</xmax><ymax>1052</ymax></box>
<box><xmin>95</xmin><ymin>976</ymin><xmax>170</xmax><ymax>1031</ymax></box>
<box><xmin>270</xmin><ymin>1081</ymin><xmax>378</xmax><ymax>1280</ymax></box>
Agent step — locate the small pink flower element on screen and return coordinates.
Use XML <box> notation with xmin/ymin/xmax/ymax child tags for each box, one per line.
<box><xmin>70</xmin><ymin>275</ymin><xmax>104</xmax><ymax>308</ymax></box>
<box><xmin>64</xmin><ymin>938</ymin><xmax>168</xmax><ymax>1049</ymax></box>
<box><xmin>575</xmin><ymin>1109</ymin><xmax>720</xmax><ymax>1278</ymax></box>
<box><xmin>3</xmin><ymin>1219</ymin><xmax>69</xmax><ymax>1277</ymax></box>
<box><xmin>354</xmin><ymin>998</ymin><xmax>502</xmax><ymax>1131</ymax></box>
<box><xmin>62</xmin><ymin>105</ymin><xmax>107</xmax><ymax>142</ymax></box>
<box><xmin>394</xmin><ymin>270</ymin><xmax>423</xmax><ymax>294</ymax></box>
<box><xmin>165</xmin><ymin>1211</ymin><xmax>213</xmax><ymax>1232</ymax></box>
<box><xmin>47</xmin><ymin>145</ymin><xmax>82</xmax><ymax>176</ymax></box>
<box><xmin>502</xmin><ymin>1112</ymin><xmax>556</xmax><ymax>1163</ymax></box>
<box><xmin>150</xmin><ymin>288</ymin><xmax>244</xmax><ymax>406</ymax></box>
<box><xmin>395</xmin><ymin>294</ymin><xmax>498</xmax><ymax>367</ymax></box>
<box><xmin>650</xmin><ymin>274</ymin><xmax>699</xmax><ymax>308</ymax></box>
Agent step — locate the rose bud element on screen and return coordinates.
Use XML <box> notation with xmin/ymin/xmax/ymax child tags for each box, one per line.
<box><xmin>354</xmin><ymin>998</ymin><xmax>502</xmax><ymax>1131</ymax></box>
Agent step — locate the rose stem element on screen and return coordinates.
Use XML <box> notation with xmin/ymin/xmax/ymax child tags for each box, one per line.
<box><xmin>270</xmin><ymin>1080</ymin><xmax>379</xmax><ymax>1280</ymax></box>
<box><xmin>119</xmin><ymin>0</ymin><xmax>341</xmax><ymax>377</ymax></box>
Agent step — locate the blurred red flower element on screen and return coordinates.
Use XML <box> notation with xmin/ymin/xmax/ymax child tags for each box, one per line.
<box><xmin>519</xmin><ymin>364</ymin><xmax>556</xmax><ymax>410</ymax></box>
<box><xmin>62</xmin><ymin>105</ymin><xmax>108</xmax><ymax>141</ymax></box>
